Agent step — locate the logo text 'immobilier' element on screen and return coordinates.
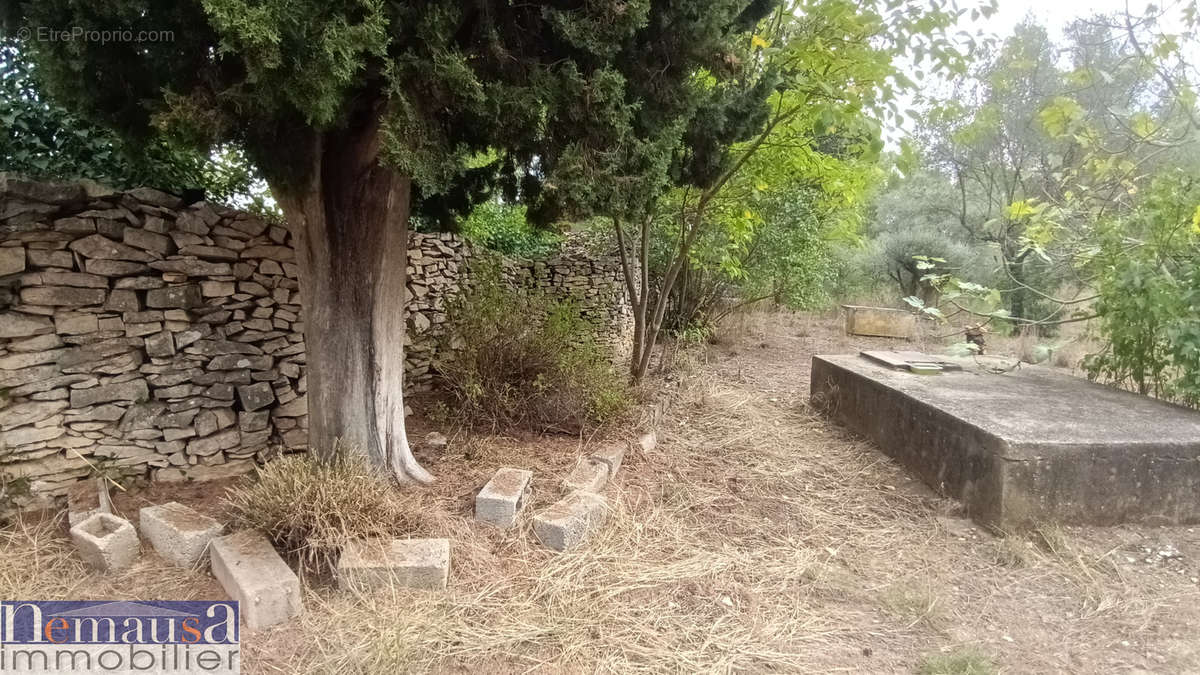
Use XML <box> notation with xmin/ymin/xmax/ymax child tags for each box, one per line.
<box><xmin>0</xmin><ymin>600</ymin><xmax>239</xmax><ymax>673</ymax></box>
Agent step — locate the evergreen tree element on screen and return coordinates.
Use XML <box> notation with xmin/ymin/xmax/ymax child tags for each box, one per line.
<box><xmin>2</xmin><ymin>0</ymin><xmax>775</xmax><ymax>482</ymax></box>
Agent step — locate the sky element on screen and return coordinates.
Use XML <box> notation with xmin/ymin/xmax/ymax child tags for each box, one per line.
<box><xmin>975</xmin><ymin>0</ymin><xmax>1145</xmax><ymax>39</ymax></box>
<box><xmin>886</xmin><ymin>0</ymin><xmax>1194</xmax><ymax>143</ymax></box>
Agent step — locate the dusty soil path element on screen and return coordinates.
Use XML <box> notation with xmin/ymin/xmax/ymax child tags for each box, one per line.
<box><xmin>681</xmin><ymin>311</ymin><xmax>1200</xmax><ymax>673</ymax></box>
<box><xmin>5</xmin><ymin>311</ymin><xmax>1199</xmax><ymax>673</ymax></box>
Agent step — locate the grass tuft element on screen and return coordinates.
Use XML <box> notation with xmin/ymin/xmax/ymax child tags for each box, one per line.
<box><xmin>222</xmin><ymin>453</ymin><xmax>426</xmax><ymax>574</ymax></box>
<box><xmin>918</xmin><ymin>647</ymin><xmax>998</xmax><ymax>675</ymax></box>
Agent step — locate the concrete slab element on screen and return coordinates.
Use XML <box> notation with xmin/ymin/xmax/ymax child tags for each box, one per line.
<box><xmin>210</xmin><ymin>530</ymin><xmax>302</xmax><ymax>630</ymax></box>
<box><xmin>475</xmin><ymin>468</ymin><xmax>533</xmax><ymax>528</ymax></box>
<box><xmin>842</xmin><ymin>305</ymin><xmax>917</xmax><ymax>339</ymax></box>
<box><xmin>811</xmin><ymin>354</ymin><xmax>1200</xmax><ymax>529</ymax></box>
<box><xmin>336</xmin><ymin>538</ymin><xmax>450</xmax><ymax>591</ymax></box>
<box><xmin>139</xmin><ymin>501</ymin><xmax>224</xmax><ymax>567</ymax></box>
<box><xmin>70</xmin><ymin>512</ymin><xmax>139</xmax><ymax>572</ymax></box>
<box><xmin>563</xmin><ymin>458</ymin><xmax>608</xmax><ymax>493</ymax></box>
<box><xmin>66</xmin><ymin>477</ymin><xmax>112</xmax><ymax>527</ymax></box>
<box><xmin>533</xmin><ymin>490</ymin><xmax>608</xmax><ymax>552</ymax></box>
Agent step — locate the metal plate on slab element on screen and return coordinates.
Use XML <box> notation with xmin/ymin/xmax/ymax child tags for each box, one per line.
<box><xmin>859</xmin><ymin>350</ymin><xmax>963</xmax><ymax>373</ymax></box>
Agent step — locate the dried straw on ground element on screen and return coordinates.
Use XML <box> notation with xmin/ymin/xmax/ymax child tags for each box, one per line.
<box><xmin>3</xmin><ymin>312</ymin><xmax>1197</xmax><ymax>673</ymax></box>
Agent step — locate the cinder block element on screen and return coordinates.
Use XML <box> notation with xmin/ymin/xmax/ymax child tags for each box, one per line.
<box><xmin>70</xmin><ymin>512</ymin><xmax>140</xmax><ymax>572</ymax></box>
<box><xmin>533</xmin><ymin>490</ymin><xmax>608</xmax><ymax>552</ymax></box>
<box><xmin>475</xmin><ymin>468</ymin><xmax>533</xmax><ymax>528</ymax></box>
<box><xmin>337</xmin><ymin>538</ymin><xmax>450</xmax><ymax>591</ymax></box>
<box><xmin>562</xmin><ymin>458</ymin><xmax>608</xmax><ymax>493</ymax></box>
<box><xmin>589</xmin><ymin>443</ymin><xmax>626</xmax><ymax>478</ymax></box>
<box><xmin>139</xmin><ymin>501</ymin><xmax>224</xmax><ymax>567</ymax></box>
<box><xmin>66</xmin><ymin>477</ymin><xmax>112</xmax><ymax>527</ymax></box>
<box><xmin>210</xmin><ymin>530</ymin><xmax>303</xmax><ymax>630</ymax></box>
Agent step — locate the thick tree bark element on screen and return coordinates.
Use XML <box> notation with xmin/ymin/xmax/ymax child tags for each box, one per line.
<box><xmin>270</xmin><ymin>120</ymin><xmax>433</xmax><ymax>485</ymax></box>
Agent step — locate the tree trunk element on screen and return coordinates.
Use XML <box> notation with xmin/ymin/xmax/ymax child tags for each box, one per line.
<box><xmin>614</xmin><ymin>215</ymin><xmax>653</xmax><ymax>380</ymax></box>
<box><xmin>1007</xmin><ymin>248</ymin><xmax>1028</xmax><ymax>325</ymax></box>
<box><xmin>270</xmin><ymin>121</ymin><xmax>433</xmax><ymax>485</ymax></box>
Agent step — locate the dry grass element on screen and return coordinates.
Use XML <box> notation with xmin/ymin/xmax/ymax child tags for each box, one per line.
<box><xmin>0</xmin><ymin>514</ymin><xmax>225</xmax><ymax>601</ymax></box>
<box><xmin>4</xmin><ymin>310</ymin><xmax>1200</xmax><ymax>673</ymax></box>
<box><xmin>223</xmin><ymin>452</ymin><xmax>430</xmax><ymax>574</ymax></box>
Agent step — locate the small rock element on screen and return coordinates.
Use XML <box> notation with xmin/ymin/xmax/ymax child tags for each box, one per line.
<box><xmin>424</xmin><ymin>432</ymin><xmax>448</xmax><ymax>450</ymax></box>
<box><xmin>236</xmin><ymin>382</ymin><xmax>275</xmax><ymax>411</ymax></box>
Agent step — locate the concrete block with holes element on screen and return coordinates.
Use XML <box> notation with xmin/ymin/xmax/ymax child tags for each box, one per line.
<box><xmin>562</xmin><ymin>458</ymin><xmax>608</xmax><ymax>493</ymax></box>
<box><xmin>589</xmin><ymin>442</ymin><xmax>626</xmax><ymax>478</ymax></box>
<box><xmin>70</xmin><ymin>512</ymin><xmax>140</xmax><ymax>572</ymax></box>
<box><xmin>139</xmin><ymin>501</ymin><xmax>224</xmax><ymax>567</ymax></box>
<box><xmin>533</xmin><ymin>490</ymin><xmax>608</xmax><ymax>552</ymax></box>
<box><xmin>475</xmin><ymin>468</ymin><xmax>533</xmax><ymax>528</ymax></box>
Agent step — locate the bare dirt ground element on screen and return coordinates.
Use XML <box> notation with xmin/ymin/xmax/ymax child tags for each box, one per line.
<box><xmin>4</xmin><ymin>310</ymin><xmax>1200</xmax><ymax>673</ymax></box>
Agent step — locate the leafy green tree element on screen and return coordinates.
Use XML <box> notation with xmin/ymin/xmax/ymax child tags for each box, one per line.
<box><xmin>611</xmin><ymin>0</ymin><xmax>969</xmax><ymax>379</ymax></box>
<box><xmin>858</xmin><ymin>169</ymin><xmax>995</xmax><ymax>303</ymax></box>
<box><xmin>885</xmin><ymin>9</ymin><xmax>1200</xmax><ymax>344</ymax></box>
<box><xmin>456</xmin><ymin>201</ymin><xmax>561</xmax><ymax>258</ymax></box>
<box><xmin>1</xmin><ymin>38</ymin><xmax>263</xmax><ymax>203</ymax></box>
<box><xmin>914</xmin><ymin>21</ymin><xmax>1069</xmax><ymax>322</ymax></box>
<box><xmin>1086</xmin><ymin>170</ymin><xmax>1200</xmax><ymax>404</ymax></box>
<box><xmin>662</xmin><ymin>145</ymin><xmax>877</xmax><ymax>329</ymax></box>
<box><xmin>709</xmin><ymin>186</ymin><xmax>850</xmax><ymax>318</ymax></box>
<box><xmin>4</xmin><ymin>0</ymin><xmax>776</xmax><ymax>482</ymax></box>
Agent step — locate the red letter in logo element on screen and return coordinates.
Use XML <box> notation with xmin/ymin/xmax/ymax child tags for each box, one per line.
<box><xmin>43</xmin><ymin>617</ymin><xmax>69</xmax><ymax>643</ymax></box>
<box><xmin>181</xmin><ymin>617</ymin><xmax>201</xmax><ymax>644</ymax></box>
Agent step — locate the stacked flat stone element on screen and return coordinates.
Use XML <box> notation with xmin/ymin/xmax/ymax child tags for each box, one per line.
<box><xmin>1</xmin><ymin>176</ymin><xmax>635</xmax><ymax>514</ymax></box>
<box><xmin>0</xmin><ymin>175</ymin><xmax>308</xmax><ymax>510</ymax></box>
<box><xmin>539</xmin><ymin>254</ymin><xmax>633</xmax><ymax>361</ymax></box>
<box><xmin>502</xmin><ymin>246</ymin><xmax>635</xmax><ymax>364</ymax></box>
<box><xmin>403</xmin><ymin>231</ymin><xmax>469</xmax><ymax>391</ymax></box>
<box><xmin>402</xmin><ymin>231</ymin><xmax>635</xmax><ymax>392</ymax></box>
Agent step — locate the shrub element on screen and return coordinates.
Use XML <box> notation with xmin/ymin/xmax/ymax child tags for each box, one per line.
<box><xmin>435</xmin><ymin>261</ymin><xmax>632</xmax><ymax>432</ymax></box>
<box><xmin>460</xmin><ymin>201</ymin><xmax>562</xmax><ymax>257</ymax></box>
<box><xmin>222</xmin><ymin>452</ymin><xmax>424</xmax><ymax>573</ymax></box>
<box><xmin>1085</xmin><ymin>171</ymin><xmax>1200</xmax><ymax>406</ymax></box>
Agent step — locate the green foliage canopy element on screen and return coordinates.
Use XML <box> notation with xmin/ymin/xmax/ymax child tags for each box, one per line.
<box><xmin>872</xmin><ymin>9</ymin><xmax>1200</xmax><ymax>332</ymax></box>
<box><xmin>5</xmin><ymin>0</ymin><xmax>779</xmax><ymax>223</ymax></box>
<box><xmin>644</xmin><ymin>0</ymin><xmax>969</xmax><ymax>329</ymax></box>
<box><xmin>455</xmin><ymin>201</ymin><xmax>562</xmax><ymax>258</ymax></box>
<box><xmin>0</xmin><ymin>38</ymin><xmax>262</xmax><ymax>203</ymax></box>
<box><xmin>1086</xmin><ymin>170</ymin><xmax>1200</xmax><ymax>405</ymax></box>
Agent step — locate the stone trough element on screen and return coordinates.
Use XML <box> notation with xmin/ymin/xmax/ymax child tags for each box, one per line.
<box><xmin>139</xmin><ymin>501</ymin><xmax>223</xmax><ymax>567</ymax></box>
<box><xmin>811</xmin><ymin>352</ymin><xmax>1200</xmax><ymax>529</ymax></box>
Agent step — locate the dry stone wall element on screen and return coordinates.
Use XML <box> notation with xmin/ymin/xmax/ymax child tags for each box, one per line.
<box><xmin>1</xmin><ymin>176</ymin><xmax>308</xmax><ymax>511</ymax></box>
<box><xmin>403</xmin><ymin>233</ymin><xmax>635</xmax><ymax>390</ymax></box>
<box><xmin>510</xmin><ymin>248</ymin><xmax>636</xmax><ymax>361</ymax></box>
<box><xmin>1</xmin><ymin>176</ymin><xmax>633</xmax><ymax>512</ymax></box>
